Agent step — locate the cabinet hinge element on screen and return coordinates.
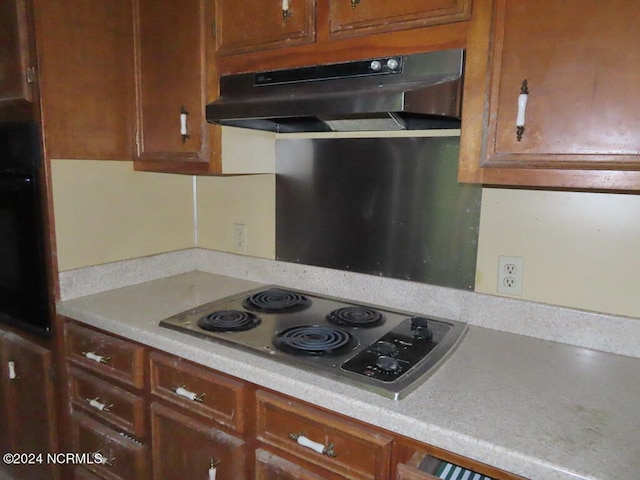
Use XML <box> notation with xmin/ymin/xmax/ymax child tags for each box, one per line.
<box><xmin>26</xmin><ymin>66</ymin><xmax>36</xmax><ymax>84</ymax></box>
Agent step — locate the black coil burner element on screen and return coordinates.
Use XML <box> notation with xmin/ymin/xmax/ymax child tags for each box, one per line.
<box><xmin>273</xmin><ymin>325</ymin><xmax>357</xmax><ymax>356</ymax></box>
<box><xmin>242</xmin><ymin>288</ymin><xmax>311</xmax><ymax>313</ymax></box>
<box><xmin>197</xmin><ymin>310</ymin><xmax>261</xmax><ymax>332</ymax></box>
<box><xmin>327</xmin><ymin>306</ymin><xmax>386</xmax><ymax>328</ymax></box>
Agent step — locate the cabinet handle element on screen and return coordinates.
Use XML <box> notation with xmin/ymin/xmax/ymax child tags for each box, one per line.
<box><xmin>82</xmin><ymin>351</ymin><xmax>111</xmax><ymax>364</ymax></box>
<box><xmin>174</xmin><ymin>385</ymin><xmax>205</xmax><ymax>403</ymax></box>
<box><xmin>180</xmin><ymin>106</ymin><xmax>190</xmax><ymax>143</ymax></box>
<box><xmin>282</xmin><ymin>0</ymin><xmax>292</xmax><ymax>22</ymax></box>
<box><xmin>209</xmin><ymin>458</ymin><xmax>220</xmax><ymax>480</ymax></box>
<box><xmin>94</xmin><ymin>451</ymin><xmax>115</xmax><ymax>467</ymax></box>
<box><xmin>8</xmin><ymin>361</ymin><xmax>18</xmax><ymax>380</ymax></box>
<box><xmin>289</xmin><ymin>432</ymin><xmax>337</xmax><ymax>457</ymax></box>
<box><xmin>351</xmin><ymin>0</ymin><xmax>361</xmax><ymax>9</ymax></box>
<box><xmin>86</xmin><ymin>397</ymin><xmax>113</xmax><ymax>413</ymax></box>
<box><xmin>516</xmin><ymin>79</ymin><xmax>529</xmax><ymax>141</ymax></box>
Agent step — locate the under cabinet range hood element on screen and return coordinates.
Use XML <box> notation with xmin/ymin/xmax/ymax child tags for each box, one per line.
<box><xmin>206</xmin><ymin>49</ymin><xmax>464</xmax><ymax>133</ymax></box>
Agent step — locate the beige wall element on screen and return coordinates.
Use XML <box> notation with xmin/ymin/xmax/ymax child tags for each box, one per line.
<box><xmin>196</xmin><ymin>174</ymin><xmax>276</xmax><ymax>259</ymax></box>
<box><xmin>51</xmin><ymin>160</ymin><xmax>194</xmax><ymax>271</ymax></box>
<box><xmin>476</xmin><ymin>188</ymin><xmax>640</xmax><ymax>318</ymax></box>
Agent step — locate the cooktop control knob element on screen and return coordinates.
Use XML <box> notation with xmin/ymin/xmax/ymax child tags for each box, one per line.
<box><xmin>386</xmin><ymin>58</ymin><xmax>400</xmax><ymax>70</ymax></box>
<box><xmin>370</xmin><ymin>340</ymin><xmax>398</xmax><ymax>356</ymax></box>
<box><xmin>370</xmin><ymin>60</ymin><xmax>383</xmax><ymax>71</ymax></box>
<box><xmin>375</xmin><ymin>355</ymin><xmax>401</xmax><ymax>373</ymax></box>
<box><xmin>410</xmin><ymin>316</ymin><xmax>434</xmax><ymax>342</ymax></box>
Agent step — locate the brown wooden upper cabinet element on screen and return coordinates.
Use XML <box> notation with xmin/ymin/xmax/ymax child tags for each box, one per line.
<box><xmin>33</xmin><ymin>0</ymin><xmax>135</xmax><ymax>160</ymax></box>
<box><xmin>328</xmin><ymin>0</ymin><xmax>471</xmax><ymax>39</ymax></box>
<box><xmin>214</xmin><ymin>0</ymin><xmax>470</xmax><ymax>57</ymax></box>
<box><xmin>459</xmin><ymin>0</ymin><xmax>640</xmax><ymax>190</ymax></box>
<box><xmin>214</xmin><ymin>0</ymin><xmax>316</xmax><ymax>56</ymax></box>
<box><xmin>133</xmin><ymin>0</ymin><xmax>223</xmax><ymax>174</ymax></box>
<box><xmin>0</xmin><ymin>0</ymin><xmax>34</xmax><ymax>119</ymax></box>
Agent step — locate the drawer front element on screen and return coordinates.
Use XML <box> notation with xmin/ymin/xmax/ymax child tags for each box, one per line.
<box><xmin>149</xmin><ymin>351</ymin><xmax>246</xmax><ymax>433</ymax></box>
<box><xmin>66</xmin><ymin>322</ymin><xmax>145</xmax><ymax>388</ymax></box>
<box><xmin>256</xmin><ymin>390</ymin><xmax>392</xmax><ymax>480</ymax></box>
<box><xmin>69</xmin><ymin>367</ymin><xmax>146</xmax><ymax>439</ymax></box>
<box><xmin>70</xmin><ymin>412</ymin><xmax>148</xmax><ymax>480</ymax></box>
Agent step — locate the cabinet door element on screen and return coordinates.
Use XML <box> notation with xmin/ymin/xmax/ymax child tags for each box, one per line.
<box><xmin>329</xmin><ymin>0</ymin><xmax>471</xmax><ymax>38</ymax></box>
<box><xmin>459</xmin><ymin>0</ymin><xmax>640</xmax><ymax>189</ymax></box>
<box><xmin>33</xmin><ymin>0</ymin><xmax>135</xmax><ymax>159</ymax></box>
<box><xmin>151</xmin><ymin>402</ymin><xmax>246</xmax><ymax>480</ymax></box>
<box><xmin>214</xmin><ymin>0</ymin><xmax>316</xmax><ymax>55</ymax></box>
<box><xmin>0</xmin><ymin>0</ymin><xmax>33</xmax><ymax>106</ymax></box>
<box><xmin>0</xmin><ymin>331</ymin><xmax>60</xmax><ymax>480</ymax></box>
<box><xmin>134</xmin><ymin>0</ymin><xmax>222</xmax><ymax>174</ymax></box>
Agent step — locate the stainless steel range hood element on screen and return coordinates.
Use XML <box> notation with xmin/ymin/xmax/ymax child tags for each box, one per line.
<box><xmin>206</xmin><ymin>49</ymin><xmax>464</xmax><ymax>133</ymax></box>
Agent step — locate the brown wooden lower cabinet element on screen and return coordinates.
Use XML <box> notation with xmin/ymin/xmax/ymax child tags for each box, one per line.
<box><xmin>150</xmin><ymin>402</ymin><xmax>246</xmax><ymax>480</ymax></box>
<box><xmin>0</xmin><ymin>329</ymin><xmax>59</xmax><ymax>480</ymax></box>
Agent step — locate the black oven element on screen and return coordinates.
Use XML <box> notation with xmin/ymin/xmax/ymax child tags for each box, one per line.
<box><xmin>0</xmin><ymin>121</ymin><xmax>51</xmax><ymax>336</ymax></box>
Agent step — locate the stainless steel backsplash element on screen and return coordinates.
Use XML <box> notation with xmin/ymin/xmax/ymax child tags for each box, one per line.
<box><xmin>275</xmin><ymin>135</ymin><xmax>481</xmax><ymax>290</ymax></box>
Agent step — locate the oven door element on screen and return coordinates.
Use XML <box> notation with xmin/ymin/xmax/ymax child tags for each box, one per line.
<box><xmin>0</xmin><ymin>173</ymin><xmax>50</xmax><ymax>335</ymax></box>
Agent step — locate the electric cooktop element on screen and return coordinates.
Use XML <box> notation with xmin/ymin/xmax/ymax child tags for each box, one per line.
<box><xmin>159</xmin><ymin>286</ymin><xmax>467</xmax><ymax>399</ymax></box>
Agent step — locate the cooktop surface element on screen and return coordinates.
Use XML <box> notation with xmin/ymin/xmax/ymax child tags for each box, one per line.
<box><xmin>160</xmin><ymin>286</ymin><xmax>467</xmax><ymax>399</ymax></box>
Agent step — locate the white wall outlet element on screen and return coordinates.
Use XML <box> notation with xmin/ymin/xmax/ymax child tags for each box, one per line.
<box><xmin>497</xmin><ymin>256</ymin><xmax>524</xmax><ymax>295</ymax></box>
<box><xmin>233</xmin><ymin>223</ymin><xmax>247</xmax><ymax>252</ymax></box>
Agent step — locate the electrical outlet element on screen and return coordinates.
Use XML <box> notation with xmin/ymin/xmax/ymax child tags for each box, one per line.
<box><xmin>497</xmin><ymin>256</ymin><xmax>523</xmax><ymax>295</ymax></box>
<box><xmin>233</xmin><ymin>223</ymin><xmax>247</xmax><ymax>252</ymax></box>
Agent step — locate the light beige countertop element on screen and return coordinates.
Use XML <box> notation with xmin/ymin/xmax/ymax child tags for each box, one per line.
<box><xmin>57</xmin><ymin>270</ymin><xmax>640</xmax><ymax>480</ymax></box>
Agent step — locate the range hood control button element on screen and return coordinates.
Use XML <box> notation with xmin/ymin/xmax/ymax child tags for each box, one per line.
<box><xmin>386</xmin><ymin>58</ymin><xmax>399</xmax><ymax>70</ymax></box>
<box><xmin>370</xmin><ymin>60</ymin><xmax>383</xmax><ymax>71</ymax></box>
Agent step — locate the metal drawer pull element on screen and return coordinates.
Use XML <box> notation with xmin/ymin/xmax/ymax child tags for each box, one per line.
<box><xmin>82</xmin><ymin>351</ymin><xmax>111</xmax><ymax>364</ymax></box>
<box><xmin>209</xmin><ymin>458</ymin><xmax>220</xmax><ymax>480</ymax></box>
<box><xmin>516</xmin><ymin>79</ymin><xmax>529</xmax><ymax>141</ymax></box>
<box><xmin>175</xmin><ymin>386</ymin><xmax>205</xmax><ymax>403</ymax></box>
<box><xmin>289</xmin><ymin>432</ymin><xmax>336</xmax><ymax>457</ymax></box>
<box><xmin>351</xmin><ymin>0</ymin><xmax>361</xmax><ymax>9</ymax></box>
<box><xmin>87</xmin><ymin>397</ymin><xmax>113</xmax><ymax>412</ymax></box>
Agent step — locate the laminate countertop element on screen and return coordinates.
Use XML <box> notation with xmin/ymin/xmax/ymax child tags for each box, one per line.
<box><xmin>57</xmin><ymin>271</ymin><xmax>640</xmax><ymax>480</ymax></box>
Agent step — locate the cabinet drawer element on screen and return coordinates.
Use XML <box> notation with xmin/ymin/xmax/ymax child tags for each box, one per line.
<box><xmin>256</xmin><ymin>390</ymin><xmax>392</xmax><ymax>480</ymax></box>
<box><xmin>149</xmin><ymin>351</ymin><xmax>247</xmax><ymax>433</ymax></box>
<box><xmin>66</xmin><ymin>322</ymin><xmax>145</xmax><ymax>388</ymax></box>
<box><xmin>69</xmin><ymin>367</ymin><xmax>146</xmax><ymax>439</ymax></box>
<box><xmin>70</xmin><ymin>412</ymin><xmax>148</xmax><ymax>480</ymax></box>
